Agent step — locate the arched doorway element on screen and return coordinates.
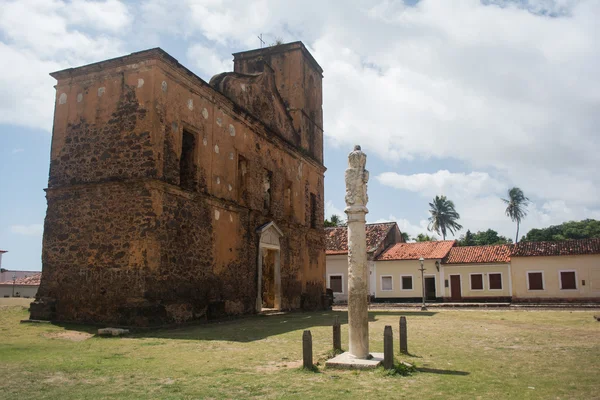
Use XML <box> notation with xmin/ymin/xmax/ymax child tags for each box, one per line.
<box><xmin>256</xmin><ymin>222</ymin><xmax>283</xmax><ymax>312</ymax></box>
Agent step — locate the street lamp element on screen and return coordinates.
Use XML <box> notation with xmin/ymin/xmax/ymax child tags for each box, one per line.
<box><xmin>11</xmin><ymin>272</ymin><xmax>16</xmax><ymax>297</ymax></box>
<box><xmin>419</xmin><ymin>257</ymin><xmax>427</xmax><ymax>311</ymax></box>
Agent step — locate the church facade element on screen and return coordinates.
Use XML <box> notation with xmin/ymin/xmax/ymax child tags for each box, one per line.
<box><xmin>30</xmin><ymin>42</ymin><xmax>326</xmax><ymax>326</ymax></box>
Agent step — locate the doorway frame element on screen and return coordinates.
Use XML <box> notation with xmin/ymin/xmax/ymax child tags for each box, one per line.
<box><xmin>256</xmin><ymin>222</ymin><xmax>283</xmax><ymax>312</ymax></box>
<box><xmin>424</xmin><ymin>274</ymin><xmax>437</xmax><ymax>301</ymax></box>
<box><xmin>449</xmin><ymin>274</ymin><xmax>462</xmax><ymax>301</ymax></box>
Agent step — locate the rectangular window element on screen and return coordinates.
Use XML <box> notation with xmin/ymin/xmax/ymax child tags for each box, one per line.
<box><xmin>401</xmin><ymin>276</ymin><xmax>413</xmax><ymax>290</ymax></box>
<box><xmin>179</xmin><ymin>130</ymin><xmax>196</xmax><ymax>190</ymax></box>
<box><xmin>284</xmin><ymin>181</ymin><xmax>293</xmax><ymax>216</ymax></box>
<box><xmin>560</xmin><ymin>271</ymin><xmax>577</xmax><ymax>290</ymax></box>
<box><xmin>263</xmin><ymin>169</ymin><xmax>272</xmax><ymax>211</ymax></box>
<box><xmin>329</xmin><ymin>275</ymin><xmax>343</xmax><ymax>293</ymax></box>
<box><xmin>528</xmin><ymin>272</ymin><xmax>544</xmax><ymax>290</ymax></box>
<box><xmin>381</xmin><ymin>276</ymin><xmax>393</xmax><ymax>291</ymax></box>
<box><xmin>489</xmin><ymin>273</ymin><xmax>502</xmax><ymax>290</ymax></box>
<box><xmin>237</xmin><ymin>155</ymin><xmax>247</xmax><ymax>202</ymax></box>
<box><xmin>310</xmin><ymin>193</ymin><xmax>317</xmax><ymax>228</ymax></box>
<box><xmin>470</xmin><ymin>274</ymin><xmax>483</xmax><ymax>290</ymax></box>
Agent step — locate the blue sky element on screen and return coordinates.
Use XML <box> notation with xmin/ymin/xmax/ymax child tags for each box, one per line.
<box><xmin>1</xmin><ymin>0</ymin><xmax>599</xmax><ymax>271</ymax></box>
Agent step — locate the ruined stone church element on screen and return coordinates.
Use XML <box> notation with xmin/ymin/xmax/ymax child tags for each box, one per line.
<box><xmin>30</xmin><ymin>42</ymin><xmax>326</xmax><ymax>326</ymax></box>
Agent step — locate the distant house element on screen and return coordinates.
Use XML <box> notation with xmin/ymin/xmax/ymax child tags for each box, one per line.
<box><xmin>511</xmin><ymin>238</ymin><xmax>600</xmax><ymax>302</ymax></box>
<box><xmin>374</xmin><ymin>241</ymin><xmax>456</xmax><ymax>302</ymax></box>
<box><xmin>326</xmin><ymin>222</ymin><xmax>404</xmax><ymax>302</ymax></box>
<box><xmin>0</xmin><ymin>272</ymin><xmax>42</xmax><ymax>298</ymax></box>
<box><xmin>441</xmin><ymin>245</ymin><xmax>512</xmax><ymax>302</ymax></box>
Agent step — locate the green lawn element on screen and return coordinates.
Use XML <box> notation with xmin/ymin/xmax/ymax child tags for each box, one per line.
<box><xmin>1</xmin><ymin>305</ymin><xmax>599</xmax><ymax>399</ymax></box>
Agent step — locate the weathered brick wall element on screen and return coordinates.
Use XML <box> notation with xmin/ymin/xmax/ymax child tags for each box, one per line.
<box><xmin>33</xmin><ymin>183</ymin><xmax>159</xmax><ymax>324</ymax></box>
<box><xmin>33</xmin><ymin>47</ymin><xmax>326</xmax><ymax>326</ymax></box>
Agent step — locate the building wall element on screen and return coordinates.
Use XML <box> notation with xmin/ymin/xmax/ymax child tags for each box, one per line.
<box><xmin>374</xmin><ymin>259</ymin><xmax>441</xmax><ymax>299</ymax></box>
<box><xmin>326</xmin><ymin>254</ymin><xmax>348</xmax><ymax>302</ymax></box>
<box><xmin>0</xmin><ymin>285</ymin><xmax>38</xmax><ymax>298</ymax></box>
<box><xmin>441</xmin><ymin>264</ymin><xmax>511</xmax><ymax>300</ymax></box>
<box><xmin>511</xmin><ymin>254</ymin><xmax>600</xmax><ymax>301</ymax></box>
<box><xmin>32</xmin><ymin>48</ymin><xmax>326</xmax><ymax>326</ymax></box>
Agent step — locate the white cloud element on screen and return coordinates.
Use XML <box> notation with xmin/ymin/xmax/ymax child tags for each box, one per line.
<box><xmin>11</xmin><ymin>148</ymin><xmax>24</xmax><ymax>154</ymax></box>
<box><xmin>0</xmin><ymin>0</ymin><xmax>129</xmax><ymax>130</ymax></box>
<box><xmin>373</xmin><ymin>215</ymin><xmax>430</xmax><ymax>240</ymax></box>
<box><xmin>377</xmin><ymin>170</ymin><xmax>504</xmax><ymax>199</ymax></box>
<box><xmin>187</xmin><ymin>43</ymin><xmax>232</xmax><ymax>79</ymax></box>
<box><xmin>325</xmin><ymin>200</ymin><xmax>345</xmax><ymax>220</ymax></box>
<box><xmin>11</xmin><ymin>224</ymin><xmax>43</xmax><ymax>236</ymax></box>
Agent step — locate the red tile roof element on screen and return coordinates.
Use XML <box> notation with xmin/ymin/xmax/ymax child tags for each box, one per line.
<box><xmin>444</xmin><ymin>245</ymin><xmax>512</xmax><ymax>264</ymax></box>
<box><xmin>0</xmin><ymin>273</ymin><xmax>41</xmax><ymax>286</ymax></box>
<box><xmin>326</xmin><ymin>222</ymin><xmax>396</xmax><ymax>255</ymax></box>
<box><xmin>377</xmin><ymin>241</ymin><xmax>456</xmax><ymax>261</ymax></box>
<box><xmin>512</xmin><ymin>238</ymin><xmax>600</xmax><ymax>257</ymax></box>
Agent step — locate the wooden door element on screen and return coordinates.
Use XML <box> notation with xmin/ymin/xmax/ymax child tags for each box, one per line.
<box><xmin>450</xmin><ymin>275</ymin><xmax>462</xmax><ymax>301</ymax></box>
<box><xmin>425</xmin><ymin>277</ymin><xmax>436</xmax><ymax>301</ymax></box>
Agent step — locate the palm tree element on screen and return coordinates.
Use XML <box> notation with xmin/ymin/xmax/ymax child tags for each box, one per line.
<box><xmin>427</xmin><ymin>195</ymin><xmax>463</xmax><ymax>240</ymax></box>
<box><xmin>502</xmin><ymin>187</ymin><xmax>529</xmax><ymax>243</ymax></box>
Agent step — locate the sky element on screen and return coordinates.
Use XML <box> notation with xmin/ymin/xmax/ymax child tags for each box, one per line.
<box><xmin>0</xmin><ymin>0</ymin><xmax>599</xmax><ymax>271</ymax></box>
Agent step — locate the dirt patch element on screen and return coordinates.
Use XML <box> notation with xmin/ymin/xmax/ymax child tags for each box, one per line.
<box><xmin>43</xmin><ymin>331</ymin><xmax>93</xmax><ymax>342</ymax></box>
<box><xmin>254</xmin><ymin>359</ymin><xmax>303</xmax><ymax>372</ymax></box>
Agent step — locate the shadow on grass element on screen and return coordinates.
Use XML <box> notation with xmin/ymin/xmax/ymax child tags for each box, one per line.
<box><xmin>418</xmin><ymin>367</ymin><xmax>470</xmax><ymax>376</ymax></box>
<box><xmin>45</xmin><ymin>309</ymin><xmax>436</xmax><ymax>343</ymax></box>
<box><xmin>370</xmin><ymin>311</ymin><xmax>437</xmax><ymax>318</ymax></box>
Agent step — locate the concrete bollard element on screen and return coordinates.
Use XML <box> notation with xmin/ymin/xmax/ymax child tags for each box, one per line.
<box><xmin>333</xmin><ymin>316</ymin><xmax>341</xmax><ymax>351</ymax></box>
<box><xmin>399</xmin><ymin>316</ymin><xmax>408</xmax><ymax>354</ymax></box>
<box><xmin>303</xmin><ymin>330</ymin><xmax>313</xmax><ymax>369</ymax></box>
<box><xmin>383</xmin><ymin>325</ymin><xmax>394</xmax><ymax>369</ymax></box>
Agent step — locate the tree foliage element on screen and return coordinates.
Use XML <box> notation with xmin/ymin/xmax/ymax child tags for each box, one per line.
<box><xmin>401</xmin><ymin>232</ymin><xmax>411</xmax><ymax>242</ymax></box>
<box><xmin>502</xmin><ymin>187</ymin><xmax>529</xmax><ymax>243</ymax></box>
<box><xmin>458</xmin><ymin>229</ymin><xmax>512</xmax><ymax>246</ymax></box>
<box><xmin>324</xmin><ymin>214</ymin><xmax>345</xmax><ymax>228</ymax></box>
<box><xmin>522</xmin><ymin>219</ymin><xmax>600</xmax><ymax>242</ymax></box>
<box><xmin>427</xmin><ymin>195</ymin><xmax>463</xmax><ymax>240</ymax></box>
<box><xmin>414</xmin><ymin>233</ymin><xmax>437</xmax><ymax>242</ymax></box>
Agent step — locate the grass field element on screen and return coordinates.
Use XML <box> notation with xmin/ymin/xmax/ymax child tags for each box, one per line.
<box><xmin>1</xmin><ymin>305</ymin><xmax>599</xmax><ymax>399</ymax></box>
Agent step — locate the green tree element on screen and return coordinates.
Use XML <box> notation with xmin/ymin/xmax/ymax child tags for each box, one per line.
<box><xmin>324</xmin><ymin>214</ymin><xmax>344</xmax><ymax>228</ymax></box>
<box><xmin>522</xmin><ymin>219</ymin><xmax>600</xmax><ymax>242</ymax></box>
<box><xmin>459</xmin><ymin>229</ymin><xmax>512</xmax><ymax>246</ymax></box>
<box><xmin>502</xmin><ymin>187</ymin><xmax>530</xmax><ymax>243</ymax></box>
<box><xmin>414</xmin><ymin>233</ymin><xmax>437</xmax><ymax>242</ymax></box>
<box><xmin>458</xmin><ymin>229</ymin><xmax>475</xmax><ymax>246</ymax></box>
<box><xmin>401</xmin><ymin>232</ymin><xmax>410</xmax><ymax>242</ymax></box>
<box><xmin>427</xmin><ymin>195</ymin><xmax>463</xmax><ymax>240</ymax></box>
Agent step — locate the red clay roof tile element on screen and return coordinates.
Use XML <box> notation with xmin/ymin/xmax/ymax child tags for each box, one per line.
<box><xmin>0</xmin><ymin>273</ymin><xmax>41</xmax><ymax>286</ymax></box>
<box><xmin>444</xmin><ymin>245</ymin><xmax>512</xmax><ymax>264</ymax></box>
<box><xmin>377</xmin><ymin>241</ymin><xmax>456</xmax><ymax>261</ymax></box>
<box><xmin>512</xmin><ymin>238</ymin><xmax>600</xmax><ymax>257</ymax></box>
<box><xmin>326</xmin><ymin>222</ymin><xmax>396</xmax><ymax>255</ymax></box>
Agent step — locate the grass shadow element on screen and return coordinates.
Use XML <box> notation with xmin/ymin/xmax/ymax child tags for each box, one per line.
<box><xmin>370</xmin><ymin>311</ymin><xmax>438</xmax><ymax>319</ymax></box>
<box><xmin>417</xmin><ymin>367</ymin><xmax>470</xmax><ymax>376</ymax></box>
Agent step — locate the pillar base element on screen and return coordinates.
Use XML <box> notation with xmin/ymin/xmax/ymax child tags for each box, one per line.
<box><xmin>325</xmin><ymin>352</ymin><xmax>383</xmax><ymax>370</ymax></box>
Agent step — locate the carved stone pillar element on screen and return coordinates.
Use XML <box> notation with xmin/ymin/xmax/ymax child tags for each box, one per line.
<box><xmin>345</xmin><ymin>145</ymin><xmax>370</xmax><ymax>359</ymax></box>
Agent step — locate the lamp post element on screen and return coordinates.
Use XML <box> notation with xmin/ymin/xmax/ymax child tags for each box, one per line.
<box><xmin>419</xmin><ymin>257</ymin><xmax>427</xmax><ymax>311</ymax></box>
<box><xmin>11</xmin><ymin>272</ymin><xmax>16</xmax><ymax>297</ymax></box>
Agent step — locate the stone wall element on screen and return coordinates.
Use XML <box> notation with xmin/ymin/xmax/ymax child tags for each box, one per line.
<box><xmin>32</xmin><ymin>46</ymin><xmax>326</xmax><ymax>326</ymax></box>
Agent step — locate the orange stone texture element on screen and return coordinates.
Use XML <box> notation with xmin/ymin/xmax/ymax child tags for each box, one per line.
<box><xmin>30</xmin><ymin>42</ymin><xmax>327</xmax><ymax>326</ymax></box>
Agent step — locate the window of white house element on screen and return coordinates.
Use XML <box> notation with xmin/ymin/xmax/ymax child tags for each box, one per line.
<box><xmin>489</xmin><ymin>273</ymin><xmax>502</xmax><ymax>290</ymax></box>
<box><xmin>401</xmin><ymin>276</ymin><xmax>413</xmax><ymax>290</ymax></box>
<box><xmin>560</xmin><ymin>271</ymin><xmax>577</xmax><ymax>290</ymax></box>
<box><xmin>381</xmin><ymin>276</ymin><xmax>393</xmax><ymax>291</ymax></box>
<box><xmin>470</xmin><ymin>274</ymin><xmax>484</xmax><ymax>290</ymax></box>
<box><xmin>527</xmin><ymin>272</ymin><xmax>544</xmax><ymax>290</ymax></box>
<box><xmin>329</xmin><ymin>275</ymin><xmax>343</xmax><ymax>293</ymax></box>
